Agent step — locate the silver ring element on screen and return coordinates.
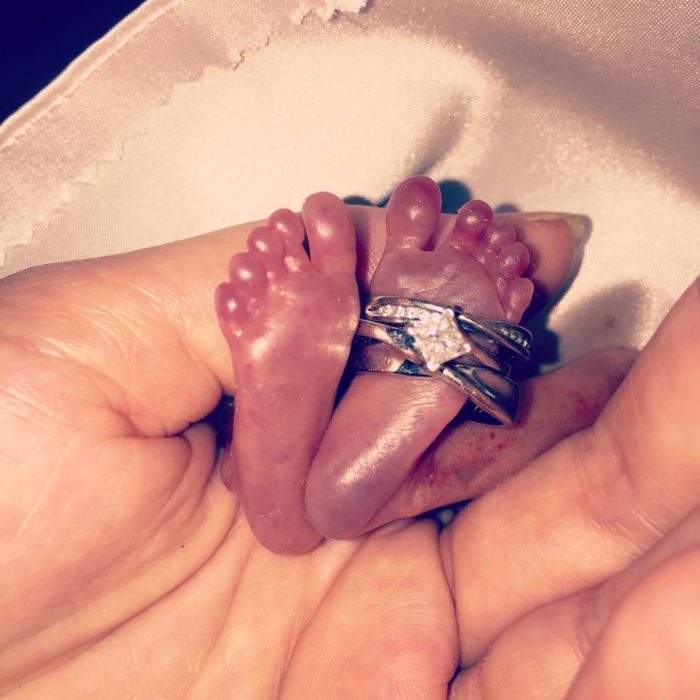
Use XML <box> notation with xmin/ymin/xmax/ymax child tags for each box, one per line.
<box><xmin>356</xmin><ymin>319</ymin><xmax>510</xmax><ymax>374</ymax></box>
<box><xmin>351</xmin><ymin>341</ymin><xmax>520</xmax><ymax>425</ymax></box>
<box><xmin>365</xmin><ymin>296</ymin><xmax>532</xmax><ymax>360</ymax></box>
<box><xmin>353</xmin><ymin>296</ymin><xmax>531</xmax><ymax>425</ymax></box>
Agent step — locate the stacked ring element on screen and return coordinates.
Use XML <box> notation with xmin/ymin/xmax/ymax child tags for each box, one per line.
<box><xmin>352</xmin><ymin>296</ymin><xmax>532</xmax><ymax>425</ymax></box>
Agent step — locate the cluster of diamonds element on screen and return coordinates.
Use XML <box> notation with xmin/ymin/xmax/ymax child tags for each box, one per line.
<box><xmin>373</xmin><ymin>303</ymin><xmax>468</xmax><ymax>372</ymax></box>
<box><xmin>498</xmin><ymin>325</ymin><xmax>530</xmax><ymax>350</ymax></box>
<box><xmin>372</xmin><ymin>304</ymin><xmax>431</xmax><ymax>321</ymax></box>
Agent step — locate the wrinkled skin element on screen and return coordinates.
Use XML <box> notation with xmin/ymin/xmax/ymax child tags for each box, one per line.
<box><xmin>1</xmin><ymin>198</ymin><xmax>698</xmax><ymax>698</ymax></box>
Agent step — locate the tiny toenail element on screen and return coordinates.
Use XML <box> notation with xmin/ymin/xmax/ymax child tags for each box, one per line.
<box><xmin>465</xmin><ymin>213</ymin><xmax>481</xmax><ymax>227</ymax></box>
<box><xmin>485</xmin><ymin>222</ymin><xmax>515</xmax><ymax>247</ymax></box>
<box><xmin>460</xmin><ymin>200</ymin><xmax>494</xmax><ymax>232</ymax></box>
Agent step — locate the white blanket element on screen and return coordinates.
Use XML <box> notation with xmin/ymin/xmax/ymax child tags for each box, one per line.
<box><xmin>1</xmin><ymin>0</ymin><xmax>698</xmax><ymax>362</ymax></box>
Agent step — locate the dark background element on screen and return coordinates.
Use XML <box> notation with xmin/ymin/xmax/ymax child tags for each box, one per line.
<box><xmin>1</xmin><ymin>0</ymin><xmax>144</xmax><ymax>122</ymax></box>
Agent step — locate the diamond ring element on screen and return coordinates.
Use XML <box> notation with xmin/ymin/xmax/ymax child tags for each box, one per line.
<box><xmin>352</xmin><ymin>296</ymin><xmax>532</xmax><ymax>425</ymax></box>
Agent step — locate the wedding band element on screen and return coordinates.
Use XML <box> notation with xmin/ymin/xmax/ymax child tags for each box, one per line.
<box><xmin>356</xmin><ymin>319</ymin><xmax>509</xmax><ymax>374</ymax></box>
<box><xmin>365</xmin><ymin>296</ymin><xmax>532</xmax><ymax>360</ymax></box>
<box><xmin>352</xmin><ymin>341</ymin><xmax>520</xmax><ymax>425</ymax></box>
<box><xmin>353</xmin><ymin>296</ymin><xmax>532</xmax><ymax>425</ymax></box>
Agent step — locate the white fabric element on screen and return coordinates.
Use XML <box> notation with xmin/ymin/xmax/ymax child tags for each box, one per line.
<box><xmin>1</xmin><ymin>0</ymin><xmax>698</xmax><ymax>362</ymax></box>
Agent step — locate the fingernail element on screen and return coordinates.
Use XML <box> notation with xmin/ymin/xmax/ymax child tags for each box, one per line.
<box><xmin>563</xmin><ymin>215</ymin><xmax>588</xmax><ymax>241</ymax></box>
<box><xmin>501</xmin><ymin>211</ymin><xmax>589</xmax><ymax>241</ymax></box>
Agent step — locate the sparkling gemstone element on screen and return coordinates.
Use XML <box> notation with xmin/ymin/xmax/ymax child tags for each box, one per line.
<box><xmin>405</xmin><ymin>308</ymin><xmax>467</xmax><ymax>371</ymax></box>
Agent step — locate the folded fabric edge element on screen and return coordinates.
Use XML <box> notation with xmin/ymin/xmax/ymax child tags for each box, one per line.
<box><xmin>0</xmin><ymin>0</ymin><xmax>181</xmax><ymax>149</ymax></box>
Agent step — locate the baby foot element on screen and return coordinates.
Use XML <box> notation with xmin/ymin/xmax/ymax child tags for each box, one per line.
<box><xmin>215</xmin><ymin>193</ymin><xmax>359</xmax><ymax>554</ymax></box>
<box><xmin>304</xmin><ymin>177</ymin><xmax>533</xmax><ymax>539</ymax></box>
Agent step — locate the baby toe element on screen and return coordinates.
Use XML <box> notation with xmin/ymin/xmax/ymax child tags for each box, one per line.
<box><xmin>484</xmin><ymin>221</ymin><xmax>517</xmax><ymax>250</ymax></box>
<box><xmin>302</xmin><ymin>192</ymin><xmax>356</xmax><ymax>276</ymax></box>
<box><xmin>444</xmin><ymin>199</ymin><xmax>494</xmax><ymax>251</ymax></box>
<box><xmin>268</xmin><ymin>208</ymin><xmax>311</xmax><ymax>272</ymax></box>
<box><xmin>502</xmin><ymin>277</ymin><xmax>535</xmax><ymax>322</ymax></box>
<box><xmin>495</xmin><ymin>242</ymin><xmax>530</xmax><ymax>280</ymax></box>
<box><xmin>215</xmin><ymin>282</ymin><xmax>248</xmax><ymax>339</ymax></box>
<box><xmin>229</xmin><ymin>252</ymin><xmax>267</xmax><ymax>298</ymax></box>
<box><xmin>385</xmin><ymin>176</ymin><xmax>442</xmax><ymax>252</ymax></box>
<box><xmin>476</xmin><ymin>221</ymin><xmax>517</xmax><ymax>268</ymax></box>
<box><xmin>248</xmin><ymin>225</ymin><xmax>286</xmax><ymax>279</ymax></box>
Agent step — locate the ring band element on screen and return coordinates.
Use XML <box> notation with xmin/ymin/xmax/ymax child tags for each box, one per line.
<box><xmin>352</xmin><ymin>341</ymin><xmax>520</xmax><ymax>424</ymax></box>
<box><xmin>356</xmin><ymin>319</ymin><xmax>510</xmax><ymax>374</ymax></box>
<box><xmin>353</xmin><ymin>296</ymin><xmax>532</xmax><ymax>425</ymax></box>
<box><xmin>365</xmin><ymin>296</ymin><xmax>532</xmax><ymax>360</ymax></box>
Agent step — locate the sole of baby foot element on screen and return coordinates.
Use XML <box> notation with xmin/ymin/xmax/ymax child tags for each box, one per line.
<box><xmin>215</xmin><ymin>192</ymin><xmax>359</xmax><ymax>554</ymax></box>
<box><xmin>304</xmin><ymin>177</ymin><xmax>535</xmax><ymax>540</ymax></box>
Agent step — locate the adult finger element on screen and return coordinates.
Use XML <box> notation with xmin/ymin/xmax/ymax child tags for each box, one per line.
<box><xmin>568</xmin><ymin>545</ymin><xmax>700</xmax><ymax>700</ymax></box>
<box><xmin>366</xmin><ymin>347</ymin><xmax>634</xmax><ymax>530</ymax></box>
<box><xmin>443</xmin><ymin>277</ymin><xmax>700</xmax><ymax>664</ymax></box>
<box><xmin>449</xmin><ymin>506</ymin><xmax>700</xmax><ymax>699</ymax></box>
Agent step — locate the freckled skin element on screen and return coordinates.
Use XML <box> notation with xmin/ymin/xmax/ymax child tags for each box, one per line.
<box><xmin>365</xmin><ymin>347</ymin><xmax>634</xmax><ymax>528</ymax></box>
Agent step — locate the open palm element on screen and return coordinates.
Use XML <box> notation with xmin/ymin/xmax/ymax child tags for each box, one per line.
<box><xmin>1</xmin><ymin>206</ymin><xmax>697</xmax><ymax>699</ymax></box>
<box><xmin>0</xmin><ymin>213</ymin><xmax>466</xmax><ymax>698</ymax></box>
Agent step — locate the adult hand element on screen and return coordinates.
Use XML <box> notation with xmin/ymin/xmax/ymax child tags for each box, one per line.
<box><xmin>0</xmin><ymin>213</ymin><xmax>458</xmax><ymax>697</ymax></box>
<box><xmin>2</xmin><ymin>209</ymin><xmax>690</xmax><ymax>698</ymax></box>
<box><xmin>446</xmin><ymin>277</ymin><xmax>700</xmax><ymax>699</ymax></box>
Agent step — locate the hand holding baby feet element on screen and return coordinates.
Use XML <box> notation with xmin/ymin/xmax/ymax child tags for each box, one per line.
<box><xmin>215</xmin><ymin>193</ymin><xmax>359</xmax><ymax>554</ymax></box>
<box><xmin>215</xmin><ymin>178</ymin><xmax>601</xmax><ymax>553</ymax></box>
<box><xmin>304</xmin><ymin>177</ymin><xmax>535</xmax><ymax>539</ymax></box>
